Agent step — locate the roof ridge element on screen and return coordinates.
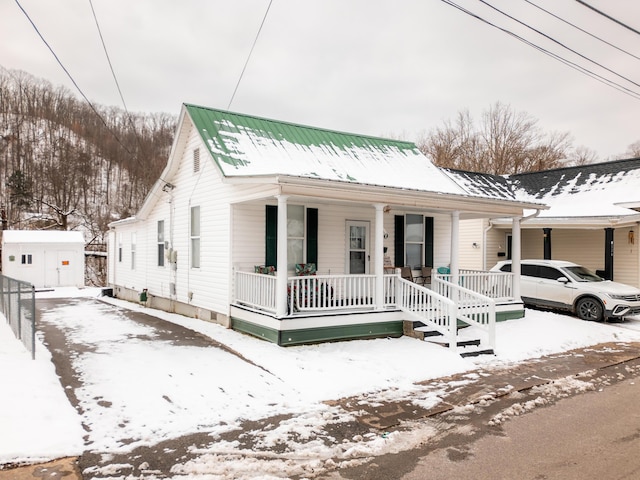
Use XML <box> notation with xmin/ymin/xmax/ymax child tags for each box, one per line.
<box><xmin>182</xmin><ymin>103</ymin><xmax>418</xmax><ymax>148</ymax></box>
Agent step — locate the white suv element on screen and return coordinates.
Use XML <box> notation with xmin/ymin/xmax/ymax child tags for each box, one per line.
<box><xmin>492</xmin><ymin>259</ymin><xmax>640</xmax><ymax>321</ymax></box>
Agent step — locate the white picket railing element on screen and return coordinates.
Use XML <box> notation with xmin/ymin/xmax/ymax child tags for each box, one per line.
<box><xmin>434</xmin><ymin>269</ymin><xmax>514</xmax><ymax>300</ymax></box>
<box><xmin>397</xmin><ymin>277</ymin><xmax>457</xmax><ymax>349</ymax></box>
<box><xmin>235</xmin><ymin>271</ymin><xmax>277</xmax><ymax>314</ymax></box>
<box><xmin>431</xmin><ymin>276</ymin><xmax>496</xmax><ymax>350</ymax></box>
<box><xmin>234</xmin><ymin>269</ymin><xmax>496</xmax><ymax>350</ymax></box>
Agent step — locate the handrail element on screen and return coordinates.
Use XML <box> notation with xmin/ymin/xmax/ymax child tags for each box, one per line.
<box><xmin>396</xmin><ymin>277</ymin><xmax>457</xmax><ymax>350</ymax></box>
<box><xmin>434</xmin><ymin>269</ymin><xmax>514</xmax><ymax>300</ymax></box>
<box><xmin>432</xmin><ymin>276</ymin><xmax>496</xmax><ymax>350</ymax></box>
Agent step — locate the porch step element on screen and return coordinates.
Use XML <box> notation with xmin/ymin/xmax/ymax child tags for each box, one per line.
<box><xmin>460</xmin><ymin>348</ymin><xmax>495</xmax><ymax>358</ymax></box>
<box><xmin>402</xmin><ymin>320</ymin><xmax>494</xmax><ymax>357</ymax></box>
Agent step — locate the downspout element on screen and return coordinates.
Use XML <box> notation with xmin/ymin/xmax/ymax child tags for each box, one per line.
<box><xmin>483</xmin><ymin>219</ymin><xmax>494</xmax><ymax>271</ymax></box>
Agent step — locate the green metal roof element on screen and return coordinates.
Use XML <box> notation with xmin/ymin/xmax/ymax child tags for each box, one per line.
<box><xmin>183</xmin><ymin>103</ymin><xmax>465</xmax><ymax>194</ymax></box>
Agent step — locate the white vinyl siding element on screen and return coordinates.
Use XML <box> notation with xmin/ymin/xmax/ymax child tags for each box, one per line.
<box><xmin>458</xmin><ymin>219</ymin><xmax>484</xmax><ymax>270</ymax></box>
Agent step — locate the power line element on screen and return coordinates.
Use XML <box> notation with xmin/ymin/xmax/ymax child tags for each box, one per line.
<box><xmin>575</xmin><ymin>0</ymin><xmax>640</xmax><ymax>37</ymax></box>
<box><xmin>13</xmin><ymin>0</ymin><xmax>135</xmax><ymax>156</ymax></box>
<box><xmin>477</xmin><ymin>0</ymin><xmax>640</xmax><ymax>90</ymax></box>
<box><xmin>524</xmin><ymin>0</ymin><xmax>640</xmax><ymax>61</ymax></box>
<box><xmin>13</xmin><ymin>0</ymin><xmax>174</xmax><ymax>201</ymax></box>
<box><xmin>439</xmin><ymin>0</ymin><xmax>640</xmax><ymax>101</ymax></box>
<box><xmin>227</xmin><ymin>0</ymin><xmax>274</xmax><ymax>110</ymax></box>
<box><xmin>88</xmin><ymin>0</ymin><xmax>133</xmax><ymax>122</ymax></box>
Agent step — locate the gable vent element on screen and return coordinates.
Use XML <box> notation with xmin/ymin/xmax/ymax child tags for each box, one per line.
<box><xmin>193</xmin><ymin>148</ymin><xmax>200</xmax><ymax>173</ymax></box>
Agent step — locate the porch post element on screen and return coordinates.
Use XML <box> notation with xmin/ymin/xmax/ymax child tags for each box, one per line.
<box><xmin>450</xmin><ymin>211</ymin><xmax>460</xmax><ymax>284</ymax></box>
<box><xmin>374</xmin><ymin>204</ymin><xmax>385</xmax><ymax>310</ymax></box>
<box><xmin>604</xmin><ymin>227</ymin><xmax>614</xmax><ymax>280</ymax></box>
<box><xmin>275</xmin><ymin>195</ymin><xmax>289</xmax><ymax>318</ymax></box>
<box><xmin>512</xmin><ymin>217</ymin><xmax>522</xmax><ymax>300</ymax></box>
<box><xmin>543</xmin><ymin>228</ymin><xmax>552</xmax><ymax>260</ymax></box>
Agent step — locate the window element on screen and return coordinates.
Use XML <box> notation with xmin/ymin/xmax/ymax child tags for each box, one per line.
<box><xmin>191</xmin><ymin>206</ymin><xmax>200</xmax><ymax>268</ymax></box>
<box><xmin>21</xmin><ymin>254</ymin><xmax>32</xmax><ymax>265</ymax></box>
<box><xmin>193</xmin><ymin>148</ymin><xmax>200</xmax><ymax>173</ymax></box>
<box><xmin>538</xmin><ymin>266</ymin><xmax>563</xmax><ymax>281</ymax></box>
<box><xmin>287</xmin><ymin>205</ymin><xmax>304</xmax><ymax>271</ymax></box>
<box><xmin>405</xmin><ymin>214</ymin><xmax>424</xmax><ymax>269</ymax></box>
<box><xmin>118</xmin><ymin>233</ymin><xmax>123</xmax><ymax>262</ymax></box>
<box><xmin>157</xmin><ymin>220</ymin><xmax>165</xmax><ymax>267</ymax></box>
<box><xmin>131</xmin><ymin>233</ymin><xmax>136</xmax><ymax>269</ymax></box>
<box><xmin>265</xmin><ymin>205</ymin><xmax>318</xmax><ymax>270</ymax></box>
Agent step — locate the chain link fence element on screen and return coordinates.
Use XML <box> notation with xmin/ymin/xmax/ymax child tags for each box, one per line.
<box><xmin>0</xmin><ymin>274</ymin><xmax>36</xmax><ymax>359</ymax></box>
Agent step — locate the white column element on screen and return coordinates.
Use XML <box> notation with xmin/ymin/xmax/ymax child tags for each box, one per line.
<box><xmin>374</xmin><ymin>204</ymin><xmax>385</xmax><ymax>310</ymax></box>
<box><xmin>450</xmin><ymin>211</ymin><xmax>460</xmax><ymax>285</ymax></box>
<box><xmin>512</xmin><ymin>216</ymin><xmax>522</xmax><ymax>301</ymax></box>
<box><xmin>275</xmin><ymin>195</ymin><xmax>289</xmax><ymax>318</ymax></box>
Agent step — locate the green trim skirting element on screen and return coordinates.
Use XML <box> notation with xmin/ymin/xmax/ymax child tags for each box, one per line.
<box><xmin>231</xmin><ymin>317</ymin><xmax>403</xmax><ymax>346</ymax></box>
<box><xmin>497</xmin><ymin>309</ymin><xmax>525</xmax><ymax>322</ymax></box>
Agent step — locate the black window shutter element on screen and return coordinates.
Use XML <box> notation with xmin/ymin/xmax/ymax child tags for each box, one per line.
<box><xmin>424</xmin><ymin>216</ymin><xmax>434</xmax><ymax>267</ymax></box>
<box><xmin>265</xmin><ymin>205</ymin><xmax>277</xmax><ymax>267</ymax></box>
<box><xmin>394</xmin><ymin>215</ymin><xmax>404</xmax><ymax>267</ymax></box>
<box><xmin>306</xmin><ymin>208</ymin><xmax>318</xmax><ymax>269</ymax></box>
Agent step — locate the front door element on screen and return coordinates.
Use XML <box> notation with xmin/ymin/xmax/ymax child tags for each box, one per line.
<box><xmin>346</xmin><ymin>221</ymin><xmax>369</xmax><ymax>274</ymax></box>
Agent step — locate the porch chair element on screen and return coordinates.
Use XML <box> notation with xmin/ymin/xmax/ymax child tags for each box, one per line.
<box><xmin>399</xmin><ymin>266</ymin><xmax>415</xmax><ymax>282</ymax></box>
<box><xmin>295</xmin><ymin>263</ymin><xmax>317</xmax><ymax>276</ymax></box>
<box><xmin>415</xmin><ymin>266</ymin><xmax>432</xmax><ymax>286</ymax></box>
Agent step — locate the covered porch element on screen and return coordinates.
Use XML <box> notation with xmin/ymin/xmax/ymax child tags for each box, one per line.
<box><xmin>229</xmin><ymin>186</ymin><xmax>531</xmax><ymax>348</ymax></box>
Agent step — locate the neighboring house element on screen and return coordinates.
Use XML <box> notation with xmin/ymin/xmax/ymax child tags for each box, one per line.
<box><xmin>446</xmin><ymin>158</ymin><xmax>640</xmax><ymax>289</ymax></box>
<box><xmin>107</xmin><ymin>104</ymin><xmax>544</xmax><ymax>349</ymax></box>
<box><xmin>1</xmin><ymin>230</ymin><xmax>85</xmax><ymax>288</ymax></box>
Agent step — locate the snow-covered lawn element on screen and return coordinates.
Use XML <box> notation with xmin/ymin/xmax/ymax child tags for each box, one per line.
<box><xmin>2</xmin><ymin>287</ymin><xmax>640</xmax><ymax>472</ymax></box>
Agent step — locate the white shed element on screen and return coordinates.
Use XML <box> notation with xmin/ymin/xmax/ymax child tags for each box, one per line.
<box><xmin>1</xmin><ymin>230</ymin><xmax>85</xmax><ymax>288</ymax></box>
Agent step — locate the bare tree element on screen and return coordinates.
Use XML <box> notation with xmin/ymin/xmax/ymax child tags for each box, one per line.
<box><xmin>418</xmin><ymin>102</ymin><xmax>572</xmax><ymax>175</ymax></box>
<box><xmin>623</xmin><ymin>141</ymin><xmax>640</xmax><ymax>158</ymax></box>
<box><xmin>565</xmin><ymin>145</ymin><xmax>599</xmax><ymax>166</ymax></box>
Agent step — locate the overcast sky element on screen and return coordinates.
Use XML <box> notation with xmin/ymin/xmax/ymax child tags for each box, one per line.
<box><xmin>1</xmin><ymin>0</ymin><xmax>639</xmax><ymax>160</ymax></box>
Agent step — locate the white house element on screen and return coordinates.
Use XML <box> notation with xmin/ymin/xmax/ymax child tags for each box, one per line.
<box><xmin>1</xmin><ymin>230</ymin><xmax>85</xmax><ymax>288</ymax></box>
<box><xmin>107</xmin><ymin>104</ymin><xmax>545</xmax><ymax>350</ymax></box>
<box><xmin>446</xmin><ymin>158</ymin><xmax>640</xmax><ymax>289</ymax></box>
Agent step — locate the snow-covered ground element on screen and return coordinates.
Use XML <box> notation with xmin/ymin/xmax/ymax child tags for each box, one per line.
<box><xmin>2</xmin><ymin>287</ymin><xmax>640</xmax><ymax>478</ymax></box>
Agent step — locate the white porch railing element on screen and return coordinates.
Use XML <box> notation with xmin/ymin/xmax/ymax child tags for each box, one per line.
<box><xmin>234</xmin><ymin>269</ymin><xmax>496</xmax><ymax>351</ymax></box>
<box><xmin>288</xmin><ymin>274</ymin><xmax>399</xmax><ymax>312</ymax></box>
<box><xmin>434</xmin><ymin>269</ymin><xmax>514</xmax><ymax>300</ymax></box>
<box><xmin>235</xmin><ymin>271</ymin><xmax>277</xmax><ymax>314</ymax></box>
<box><xmin>431</xmin><ymin>276</ymin><xmax>496</xmax><ymax>350</ymax></box>
<box><xmin>397</xmin><ymin>277</ymin><xmax>457</xmax><ymax>350</ymax></box>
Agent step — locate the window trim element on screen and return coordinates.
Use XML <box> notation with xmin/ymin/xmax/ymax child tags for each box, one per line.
<box><xmin>190</xmin><ymin>206</ymin><xmax>201</xmax><ymax>269</ymax></box>
<box><xmin>157</xmin><ymin>220</ymin><xmax>165</xmax><ymax>267</ymax></box>
<box><xmin>131</xmin><ymin>232</ymin><xmax>137</xmax><ymax>270</ymax></box>
<box><xmin>405</xmin><ymin>214</ymin><xmax>424</xmax><ymax>269</ymax></box>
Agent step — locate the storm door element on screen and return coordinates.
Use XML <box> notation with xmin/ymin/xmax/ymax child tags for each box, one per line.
<box><xmin>346</xmin><ymin>221</ymin><xmax>370</xmax><ymax>274</ymax></box>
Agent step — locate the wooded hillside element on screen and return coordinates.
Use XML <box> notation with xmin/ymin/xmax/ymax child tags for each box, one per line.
<box><xmin>0</xmin><ymin>68</ymin><xmax>176</xmax><ymax>247</ymax></box>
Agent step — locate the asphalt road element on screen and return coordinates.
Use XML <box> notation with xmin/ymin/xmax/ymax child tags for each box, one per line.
<box><xmin>323</xmin><ymin>364</ymin><xmax>640</xmax><ymax>480</ymax></box>
<box><xmin>401</xmin><ymin>375</ymin><xmax>640</xmax><ymax>480</ymax></box>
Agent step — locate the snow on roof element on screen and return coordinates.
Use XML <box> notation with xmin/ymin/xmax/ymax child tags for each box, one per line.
<box><xmin>2</xmin><ymin>230</ymin><xmax>85</xmax><ymax>245</ymax></box>
<box><xmin>185</xmin><ymin>104</ymin><xmax>467</xmax><ymax>196</ymax></box>
<box><xmin>510</xmin><ymin>158</ymin><xmax>640</xmax><ymax>218</ymax></box>
<box><xmin>445</xmin><ymin>158</ymin><xmax>640</xmax><ymax>219</ymax></box>
<box><xmin>442</xmin><ymin>169</ymin><xmax>517</xmax><ymax>200</ymax></box>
